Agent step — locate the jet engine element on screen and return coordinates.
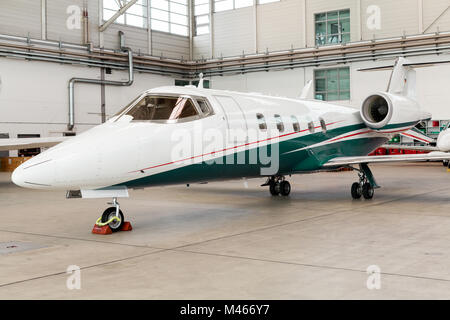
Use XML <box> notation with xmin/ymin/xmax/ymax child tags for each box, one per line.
<box><xmin>360</xmin><ymin>92</ymin><xmax>424</xmax><ymax>131</ymax></box>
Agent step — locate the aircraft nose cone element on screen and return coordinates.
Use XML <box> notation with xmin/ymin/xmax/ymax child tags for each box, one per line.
<box><xmin>11</xmin><ymin>159</ymin><xmax>55</xmax><ymax>189</ymax></box>
<box><xmin>11</xmin><ymin>167</ymin><xmax>25</xmax><ymax>187</ymax></box>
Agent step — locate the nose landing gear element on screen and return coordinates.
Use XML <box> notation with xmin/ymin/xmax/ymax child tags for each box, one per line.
<box><xmin>92</xmin><ymin>198</ymin><xmax>132</xmax><ymax>235</ymax></box>
<box><xmin>263</xmin><ymin>176</ymin><xmax>291</xmax><ymax>197</ymax></box>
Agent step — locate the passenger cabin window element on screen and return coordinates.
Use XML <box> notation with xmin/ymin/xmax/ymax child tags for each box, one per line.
<box><xmin>257</xmin><ymin>113</ymin><xmax>267</xmax><ymax>131</ymax></box>
<box><xmin>274</xmin><ymin>114</ymin><xmax>284</xmax><ymax>132</ymax></box>
<box><xmin>308</xmin><ymin>121</ymin><xmax>315</xmax><ymax>133</ymax></box>
<box><xmin>291</xmin><ymin>116</ymin><xmax>300</xmax><ymax>132</ymax></box>
<box><xmin>320</xmin><ymin>118</ymin><xmax>327</xmax><ymax>133</ymax></box>
<box><xmin>123</xmin><ymin>96</ymin><xmax>199</xmax><ymax>122</ymax></box>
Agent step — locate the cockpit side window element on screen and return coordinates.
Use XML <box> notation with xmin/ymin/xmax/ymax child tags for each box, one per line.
<box><xmin>196</xmin><ymin>99</ymin><xmax>214</xmax><ymax>117</ymax></box>
<box><xmin>124</xmin><ymin>96</ymin><xmax>199</xmax><ymax>122</ymax></box>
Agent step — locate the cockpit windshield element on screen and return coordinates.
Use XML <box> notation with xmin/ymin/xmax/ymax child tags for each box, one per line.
<box><xmin>118</xmin><ymin>95</ymin><xmax>199</xmax><ymax>122</ymax></box>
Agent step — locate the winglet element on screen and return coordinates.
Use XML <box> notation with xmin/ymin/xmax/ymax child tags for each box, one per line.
<box><xmin>299</xmin><ymin>80</ymin><xmax>313</xmax><ymax>99</ymax></box>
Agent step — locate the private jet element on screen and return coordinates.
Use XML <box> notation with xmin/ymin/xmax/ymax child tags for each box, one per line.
<box><xmin>6</xmin><ymin>57</ymin><xmax>450</xmax><ymax>232</ymax></box>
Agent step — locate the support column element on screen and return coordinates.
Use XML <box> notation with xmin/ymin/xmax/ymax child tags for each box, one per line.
<box><xmin>301</xmin><ymin>0</ymin><xmax>307</xmax><ymax>48</ymax></box>
<box><xmin>148</xmin><ymin>0</ymin><xmax>153</xmax><ymax>55</ymax></box>
<box><xmin>189</xmin><ymin>0</ymin><xmax>194</xmax><ymax>60</ymax></box>
<box><xmin>253</xmin><ymin>0</ymin><xmax>258</xmax><ymax>53</ymax></box>
<box><xmin>98</xmin><ymin>0</ymin><xmax>104</xmax><ymax>48</ymax></box>
<box><xmin>209</xmin><ymin>0</ymin><xmax>214</xmax><ymax>58</ymax></box>
<box><xmin>418</xmin><ymin>0</ymin><xmax>424</xmax><ymax>33</ymax></box>
<box><xmin>41</xmin><ymin>0</ymin><xmax>47</xmax><ymax>40</ymax></box>
<box><xmin>357</xmin><ymin>0</ymin><xmax>362</xmax><ymax>41</ymax></box>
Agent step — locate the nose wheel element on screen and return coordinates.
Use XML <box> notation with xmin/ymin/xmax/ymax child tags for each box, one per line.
<box><xmin>101</xmin><ymin>206</ymin><xmax>124</xmax><ymax>232</ymax></box>
<box><xmin>264</xmin><ymin>176</ymin><xmax>291</xmax><ymax>196</ymax></box>
<box><xmin>92</xmin><ymin>198</ymin><xmax>132</xmax><ymax>234</ymax></box>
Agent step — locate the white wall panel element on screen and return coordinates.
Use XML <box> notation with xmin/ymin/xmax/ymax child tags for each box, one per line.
<box><xmin>193</xmin><ymin>34</ymin><xmax>211</xmax><ymax>60</ymax></box>
<box><xmin>361</xmin><ymin>0</ymin><xmax>419</xmax><ymax>40</ymax></box>
<box><xmin>423</xmin><ymin>0</ymin><xmax>450</xmax><ymax>33</ymax></box>
<box><xmin>257</xmin><ymin>0</ymin><xmax>304</xmax><ymax>52</ymax></box>
<box><xmin>47</xmin><ymin>0</ymin><xmax>100</xmax><ymax>45</ymax></box>
<box><xmin>103</xmin><ymin>24</ymin><xmax>149</xmax><ymax>53</ymax></box>
<box><xmin>152</xmin><ymin>31</ymin><xmax>190</xmax><ymax>60</ymax></box>
<box><xmin>213</xmin><ymin>7</ymin><xmax>255</xmax><ymax>58</ymax></box>
<box><xmin>0</xmin><ymin>0</ymin><xmax>42</xmax><ymax>39</ymax></box>
<box><xmin>0</xmin><ymin>57</ymin><xmax>172</xmax><ymax>138</ymax></box>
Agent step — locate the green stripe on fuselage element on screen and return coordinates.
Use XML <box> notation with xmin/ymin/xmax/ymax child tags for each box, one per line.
<box><xmin>116</xmin><ymin>122</ymin><xmax>390</xmax><ymax>188</ymax></box>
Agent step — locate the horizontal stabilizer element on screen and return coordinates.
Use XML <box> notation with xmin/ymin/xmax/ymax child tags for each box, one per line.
<box><xmin>358</xmin><ymin>60</ymin><xmax>450</xmax><ymax>72</ymax></box>
<box><xmin>400</xmin><ymin>128</ymin><xmax>435</xmax><ymax>144</ymax></box>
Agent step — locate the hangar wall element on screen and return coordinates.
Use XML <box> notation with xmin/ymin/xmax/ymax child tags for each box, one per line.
<box><xmin>1</xmin><ymin>0</ymin><xmax>450</xmax><ymax>152</ymax></box>
<box><xmin>210</xmin><ymin>55</ymin><xmax>450</xmax><ymax>120</ymax></box>
<box><xmin>194</xmin><ymin>0</ymin><xmax>450</xmax><ymax>59</ymax></box>
<box><xmin>0</xmin><ymin>0</ymin><xmax>190</xmax><ymax>59</ymax></box>
<box><xmin>0</xmin><ymin>0</ymin><xmax>189</xmax><ymax>156</ymax></box>
<box><xmin>0</xmin><ymin>57</ymin><xmax>172</xmax><ymax>156</ymax></box>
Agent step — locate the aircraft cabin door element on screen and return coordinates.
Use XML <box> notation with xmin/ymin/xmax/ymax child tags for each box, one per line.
<box><xmin>213</xmin><ymin>95</ymin><xmax>248</xmax><ymax>144</ymax></box>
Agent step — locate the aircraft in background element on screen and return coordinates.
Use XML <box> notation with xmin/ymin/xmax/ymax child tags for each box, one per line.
<box><xmin>5</xmin><ymin>57</ymin><xmax>450</xmax><ymax>232</ymax></box>
<box><xmin>381</xmin><ymin>122</ymin><xmax>450</xmax><ymax>167</ymax></box>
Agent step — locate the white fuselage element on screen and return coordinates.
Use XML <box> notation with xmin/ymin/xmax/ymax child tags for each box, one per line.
<box><xmin>12</xmin><ymin>86</ymin><xmax>407</xmax><ymax>191</ymax></box>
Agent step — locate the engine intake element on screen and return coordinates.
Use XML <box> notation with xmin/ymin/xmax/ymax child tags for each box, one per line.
<box><xmin>361</xmin><ymin>94</ymin><xmax>393</xmax><ymax>129</ymax></box>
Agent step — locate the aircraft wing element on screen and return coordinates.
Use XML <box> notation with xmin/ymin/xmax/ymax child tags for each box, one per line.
<box><xmin>380</xmin><ymin>144</ymin><xmax>439</xmax><ymax>152</ymax></box>
<box><xmin>323</xmin><ymin>152</ymin><xmax>450</xmax><ymax>167</ymax></box>
<box><xmin>0</xmin><ymin>137</ymin><xmax>68</xmax><ymax>151</ymax></box>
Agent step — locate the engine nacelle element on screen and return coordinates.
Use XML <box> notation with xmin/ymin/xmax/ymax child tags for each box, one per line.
<box><xmin>360</xmin><ymin>92</ymin><xmax>422</xmax><ymax>131</ymax></box>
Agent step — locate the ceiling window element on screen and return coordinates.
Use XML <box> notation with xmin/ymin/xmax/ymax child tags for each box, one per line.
<box><xmin>257</xmin><ymin>0</ymin><xmax>280</xmax><ymax>4</ymax></box>
<box><xmin>315</xmin><ymin>9</ymin><xmax>350</xmax><ymax>46</ymax></box>
<box><xmin>214</xmin><ymin>0</ymin><xmax>253</xmax><ymax>13</ymax></box>
<box><xmin>151</xmin><ymin>0</ymin><xmax>189</xmax><ymax>36</ymax></box>
<box><xmin>314</xmin><ymin>67</ymin><xmax>350</xmax><ymax>101</ymax></box>
<box><xmin>103</xmin><ymin>0</ymin><xmax>148</xmax><ymax>28</ymax></box>
<box><xmin>195</xmin><ymin>0</ymin><xmax>210</xmax><ymax>35</ymax></box>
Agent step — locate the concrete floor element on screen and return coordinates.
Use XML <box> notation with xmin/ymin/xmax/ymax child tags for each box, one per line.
<box><xmin>0</xmin><ymin>163</ymin><xmax>449</xmax><ymax>299</ymax></box>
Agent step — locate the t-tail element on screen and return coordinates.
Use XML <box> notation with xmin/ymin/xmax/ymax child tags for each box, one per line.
<box><xmin>359</xmin><ymin>57</ymin><xmax>431</xmax><ymax>133</ymax></box>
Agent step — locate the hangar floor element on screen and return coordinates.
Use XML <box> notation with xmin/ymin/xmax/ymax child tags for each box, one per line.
<box><xmin>0</xmin><ymin>163</ymin><xmax>449</xmax><ymax>299</ymax></box>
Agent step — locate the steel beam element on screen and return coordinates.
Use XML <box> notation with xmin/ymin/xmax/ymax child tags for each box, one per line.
<box><xmin>99</xmin><ymin>0</ymin><xmax>138</xmax><ymax>32</ymax></box>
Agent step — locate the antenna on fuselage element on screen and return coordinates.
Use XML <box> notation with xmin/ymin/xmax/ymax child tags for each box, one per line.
<box><xmin>197</xmin><ymin>73</ymin><xmax>204</xmax><ymax>89</ymax></box>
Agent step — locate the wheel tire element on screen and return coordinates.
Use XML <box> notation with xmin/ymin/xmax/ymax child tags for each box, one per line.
<box><xmin>269</xmin><ymin>182</ymin><xmax>280</xmax><ymax>196</ymax></box>
<box><xmin>101</xmin><ymin>207</ymin><xmax>124</xmax><ymax>232</ymax></box>
<box><xmin>280</xmin><ymin>181</ymin><xmax>291</xmax><ymax>196</ymax></box>
<box><xmin>351</xmin><ymin>182</ymin><xmax>362</xmax><ymax>199</ymax></box>
<box><xmin>362</xmin><ymin>183</ymin><xmax>374</xmax><ymax>200</ymax></box>
<box><xmin>443</xmin><ymin>161</ymin><xmax>448</xmax><ymax>167</ymax></box>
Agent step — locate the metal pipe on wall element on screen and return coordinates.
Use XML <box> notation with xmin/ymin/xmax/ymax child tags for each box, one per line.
<box><xmin>68</xmin><ymin>47</ymin><xmax>134</xmax><ymax>131</ymax></box>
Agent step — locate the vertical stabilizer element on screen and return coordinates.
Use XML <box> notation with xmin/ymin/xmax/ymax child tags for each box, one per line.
<box><xmin>387</xmin><ymin>57</ymin><xmax>417</xmax><ymax>100</ymax></box>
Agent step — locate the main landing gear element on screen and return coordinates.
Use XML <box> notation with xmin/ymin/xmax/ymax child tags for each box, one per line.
<box><xmin>92</xmin><ymin>198</ymin><xmax>132</xmax><ymax>234</ymax></box>
<box><xmin>350</xmin><ymin>164</ymin><xmax>379</xmax><ymax>200</ymax></box>
<box><xmin>262</xmin><ymin>176</ymin><xmax>291</xmax><ymax>197</ymax></box>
